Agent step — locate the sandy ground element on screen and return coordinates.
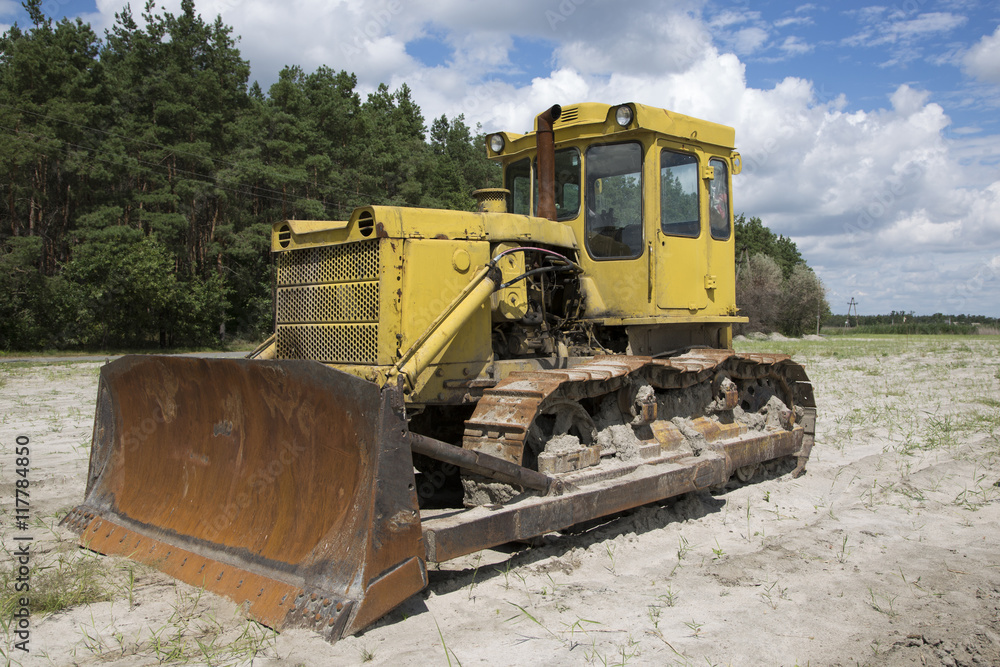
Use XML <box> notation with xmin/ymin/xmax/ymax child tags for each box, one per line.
<box><xmin>1</xmin><ymin>336</ymin><xmax>999</xmax><ymax>666</ymax></box>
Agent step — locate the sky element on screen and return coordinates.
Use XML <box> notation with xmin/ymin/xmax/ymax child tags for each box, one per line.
<box><xmin>3</xmin><ymin>0</ymin><xmax>1000</xmax><ymax>317</ymax></box>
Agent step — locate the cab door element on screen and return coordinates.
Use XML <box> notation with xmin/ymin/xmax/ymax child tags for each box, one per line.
<box><xmin>655</xmin><ymin>146</ymin><xmax>710</xmax><ymax>311</ymax></box>
<box><xmin>575</xmin><ymin>141</ymin><xmax>650</xmax><ymax>318</ymax></box>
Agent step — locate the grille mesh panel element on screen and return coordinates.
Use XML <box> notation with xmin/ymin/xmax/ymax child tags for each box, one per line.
<box><xmin>277</xmin><ymin>283</ymin><xmax>379</xmax><ymax>324</ymax></box>
<box><xmin>276</xmin><ymin>324</ymin><xmax>378</xmax><ymax>364</ymax></box>
<box><xmin>275</xmin><ymin>240</ymin><xmax>382</xmax><ymax>364</ymax></box>
<box><xmin>276</xmin><ymin>241</ymin><xmax>379</xmax><ymax>286</ymax></box>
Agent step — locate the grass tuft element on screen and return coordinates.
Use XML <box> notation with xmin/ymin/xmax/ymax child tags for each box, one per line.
<box><xmin>0</xmin><ymin>554</ymin><xmax>114</xmax><ymax>618</ymax></box>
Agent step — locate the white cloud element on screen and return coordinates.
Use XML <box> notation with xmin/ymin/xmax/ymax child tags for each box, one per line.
<box><xmin>844</xmin><ymin>11</ymin><xmax>967</xmax><ymax>48</ymax></box>
<box><xmin>964</xmin><ymin>25</ymin><xmax>1000</xmax><ymax>84</ymax></box>
<box><xmin>709</xmin><ymin>9</ymin><xmax>762</xmax><ymax>29</ymax></box>
<box><xmin>731</xmin><ymin>27</ymin><xmax>770</xmax><ymax>55</ymax></box>
<box><xmin>779</xmin><ymin>35</ymin><xmax>813</xmax><ymax>56</ymax></box>
<box><xmin>889</xmin><ymin>84</ymin><xmax>931</xmax><ymax>115</ymax></box>
<box><xmin>707</xmin><ymin>8</ymin><xmax>775</xmax><ymax>57</ymax></box>
<box><xmin>892</xmin><ymin>12</ymin><xmax>967</xmax><ymax>39</ymax></box>
<box><xmin>774</xmin><ymin>17</ymin><xmax>812</xmax><ymax>29</ymax></box>
<box><xmin>0</xmin><ymin>0</ymin><xmax>20</xmax><ymax>16</ymax></box>
<box><xmin>878</xmin><ymin>211</ymin><xmax>962</xmax><ymax>247</ymax></box>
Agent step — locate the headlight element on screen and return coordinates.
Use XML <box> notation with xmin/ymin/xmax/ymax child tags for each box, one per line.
<box><xmin>489</xmin><ymin>134</ymin><xmax>505</xmax><ymax>153</ymax></box>
<box><xmin>614</xmin><ymin>105</ymin><xmax>633</xmax><ymax>127</ymax></box>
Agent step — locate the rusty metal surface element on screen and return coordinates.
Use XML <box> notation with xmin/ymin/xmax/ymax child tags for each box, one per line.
<box><xmin>452</xmin><ymin>349</ymin><xmax>817</xmax><ymax>553</ymax></box>
<box><xmin>464</xmin><ymin>349</ymin><xmax>815</xmax><ymax>470</ymax></box>
<box><xmin>792</xmin><ymin>406</ymin><xmax>818</xmax><ymax>477</ymax></box>
<box><xmin>423</xmin><ymin>452</ymin><xmax>727</xmax><ymax>562</ymax></box>
<box><xmin>409</xmin><ymin>432</ymin><xmax>554</xmax><ymax>493</ymax></box>
<box><xmin>535</xmin><ymin>104</ymin><xmax>562</xmax><ymax>221</ymax></box>
<box><xmin>65</xmin><ymin>355</ymin><xmax>426</xmax><ymax>642</ymax></box>
<box><xmin>463</xmin><ymin>355</ymin><xmax>651</xmax><ymax>464</ymax></box>
<box><xmin>424</xmin><ymin>426</ymin><xmax>803</xmax><ymax>562</ymax></box>
<box><xmin>708</xmin><ymin>427</ymin><xmax>803</xmax><ymax>475</ymax></box>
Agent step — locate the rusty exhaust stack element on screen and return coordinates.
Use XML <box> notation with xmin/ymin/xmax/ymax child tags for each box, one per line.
<box><xmin>535</xmin><ymin>104</ymin><xmax>561</xmax><ymax>221</ymax></box>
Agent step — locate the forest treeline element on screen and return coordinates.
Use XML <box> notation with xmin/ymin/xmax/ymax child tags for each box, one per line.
<box><xmin>1</xmin><ymin>0</ymin><xmax>829</xmax><ymax>350</ymax></box>
<box><xmin>0</xmin><ymin>0</ymin><xmax>498</xmax><ymax>350</ymax></box>
<box><xmin>822</xmin><ymin>311</ymin><xmax>1000</xmax><ymax>335</ymax></box>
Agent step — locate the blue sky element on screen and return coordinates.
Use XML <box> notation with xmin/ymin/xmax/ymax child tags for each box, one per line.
<box><xmin>3</xmin><ymin>0</ymin><xmax>999</xmax><ymax>316</ymax></box>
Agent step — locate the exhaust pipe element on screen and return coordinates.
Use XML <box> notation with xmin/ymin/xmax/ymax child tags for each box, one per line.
<box><xmin>535</xmin><ymin>104</ymin><xmax>561</xmax><ymax>221</ymax></box>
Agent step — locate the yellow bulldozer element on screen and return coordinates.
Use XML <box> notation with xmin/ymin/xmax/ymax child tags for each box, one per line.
<box><xmin>65</xmin><ymin>102</ymin><xmax>816</xmax><ymax>642</ymax></box>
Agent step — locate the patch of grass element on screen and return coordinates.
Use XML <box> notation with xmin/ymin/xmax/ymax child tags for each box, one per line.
<box><xmin>867</xmin><ymin>587</ymin><xmax>899</xmax><ymax>618</ymax></box>
<box><xmin>616</xmin><ymin>634</ymin><xmax>641</xmax><ymax>664</ymax></box>
<box><xmin>953</xmin><ymin>467</ymin><xmax>999</xmax><ymax>510</ymax></box>
<box><xmin>76</xmin><ymin>584</ymin><xmax>279</xmax><ymax>664</ymax></box>
<box><xmin>604</xmin><ymin>542</ymin><xmax>617</xmax><ymax>575</ymax></box>
<box><xmin>495</xmin><ymin>560</ymin><xmax>513</xmax><ymax>590</ymax></box>
<box><xmin>958</xmin><ymin>408</ymin><xmax>1000</xmax><ymax>438</ymax></box>
<box><xmin>676</xmin><ymin>535</ymin><xmax>693</xmax><ymax>561</ymax></box>
<box><xmin>505</xmin><ymin>602</ymin><xmax>561</xmax><ymax>643</ymax></box>
<box><xmin>467</xmin><ymin>552</ymin><xmax>483</xmax><ymax>599</ymax></box>
<box><xmin>758</xmin><ymin>581</ymin><xmax>788</xmax><ymax>610</ymax></box>
<box><xmin>836</xmin><ymin>535</ymin><xmax>851</xmax><ymax>564</ymax></box>
<box><xmin>0</xmin><ymin>553</ymin><xmax>114</xmax><ymax>618</ymax></box>
<box><xmin>683</xmin><ymin>619</ymin><xmax>704</xmax><ymax>638</ymax></box>
<box><xmin>922</xmin><ymin>412</ymin><xmax>958</xmax><ymax>450</ymax></box>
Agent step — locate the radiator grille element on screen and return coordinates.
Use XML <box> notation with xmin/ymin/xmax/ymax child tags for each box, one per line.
<box><xmin>276</xmin><ymin>324</ymin><xmax>378</xmax><ymax>364</ymax></box>
<box><xmin>276</xmin><ymin>283</ymin><xmax>379</xmax><ymax>324</ymax></box>
<box><xmin>276</xmin><ymin>241</ymin><xmax>379</xmax><ymax>286</ymax></box>
<box><xmin>275</xmin><ymin>240</ymin><xmax>381</xmax><ymax>364</ymax></box>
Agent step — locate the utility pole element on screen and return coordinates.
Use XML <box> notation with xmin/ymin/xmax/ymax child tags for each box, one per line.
<box><xmin>847</xmin><ymin>298</ymin><xmax>859</xmax><ymax>328</ymax></box>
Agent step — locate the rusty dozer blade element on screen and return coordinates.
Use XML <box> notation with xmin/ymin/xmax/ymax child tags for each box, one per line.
<box><xmin>62</xmin><ymin>356</ymin><xmax>426</xmax><ymax>641</ymax></box>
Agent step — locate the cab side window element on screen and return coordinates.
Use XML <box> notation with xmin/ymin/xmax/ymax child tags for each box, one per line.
<box><xmin>585</xmin><ymin>142</ymin><xmax>643</xmax><ymax>259</ymax></box>
<box><xmin>709</xmin><ymin>158</ymin><xmax>731</xmax><ymax>240</ymax></box>
<box><xmin>660</xmin><ymin>150</ymin><xmax>699</xmax><ymax>237</ymax></box>
<box><xmin>506</xmin><ymin>158</ymin><xmax>531</xmax><ymax>215</ymax></box>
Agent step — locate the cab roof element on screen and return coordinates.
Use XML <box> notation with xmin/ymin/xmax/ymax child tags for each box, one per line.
<box><xmin>491</xmin><ymin>102</ymin><xmax>737</xmax><ymax>160</ymax></box>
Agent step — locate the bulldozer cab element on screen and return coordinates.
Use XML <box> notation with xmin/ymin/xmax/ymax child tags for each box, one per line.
<box><xmin>488</xmin><ymin>103</ymin><xmax>743</xmax><ymax>331</ymax></box>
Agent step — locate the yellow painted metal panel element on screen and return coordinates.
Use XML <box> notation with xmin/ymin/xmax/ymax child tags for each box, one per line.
<box><xmin>271</xmin><ymin>218</ymin><xmax>354</xmax><ymax>251</ymax></box>
<box><xmin>272</xmin><ymin>208</ymin><xmax>576</xmax><ymax>252</ymax></box>
<box><xmin>491</xmin><ymin>243</ymin><xmax>528</xmax><ymax>321</ymax></box>
<box><xmin>550</xmin><ymin>137</ymin><xmax>654</xmax><ymax>321</ymax></box>
<box><xmin>377</xmin><ymin>238</ymin><xmax>404</xmax><ymax>365</ymax></box>
<box><xmin>398</xmin><ymin>239</ymin><xmax>492</xmax><ymax>401</ymax></box>
<box><xmin>498</xmin><ymin>103</ymin><xmax>736</xmax><ymax>163</ymax></box>
<box><xmin>360</xmin><ymin>206</ymin><xmax>578</xmax><ymax>248</ymax></box>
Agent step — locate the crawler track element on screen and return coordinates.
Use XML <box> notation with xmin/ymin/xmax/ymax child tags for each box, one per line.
<box><xmin>463</xmin><ymin>349</ymin><xmax>816</xmax><ymax>473</ymax></box>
